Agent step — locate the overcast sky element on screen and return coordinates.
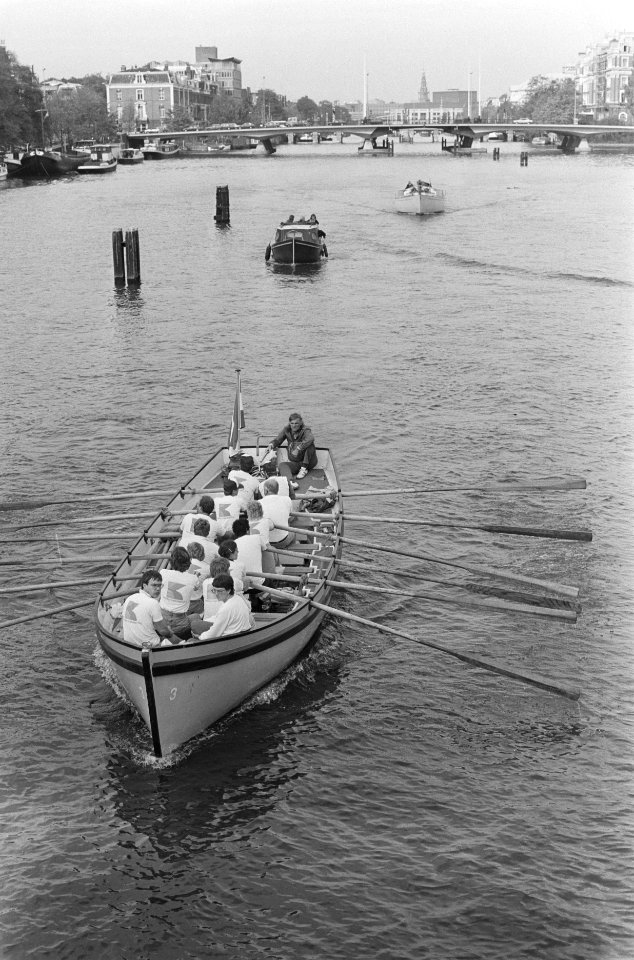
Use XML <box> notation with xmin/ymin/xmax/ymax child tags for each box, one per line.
<box><xmin>2</xmin><ymin>0</ymin><xmax>632</xmax><ymax>102</ymax></box>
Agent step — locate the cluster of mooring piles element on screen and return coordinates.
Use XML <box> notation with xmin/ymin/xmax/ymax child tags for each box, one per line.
<box><xmin>0</xmin><ymin>375</ymin><xmax>591</xmax><ymax>759</ymax></box>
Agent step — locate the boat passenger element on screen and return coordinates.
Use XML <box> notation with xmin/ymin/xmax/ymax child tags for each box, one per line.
<box><xmin>260</xmin><ymin>479</ymin><xmax>295</xmax><ymax>549</ymax></box>
<box><xmin>179</xmin><ymin>517</ymin><xmax>219</xmax><ymax>564</ymax></box>
<box><xmin>403</xmin><ymin>181</ymin><xmax>417</xmax><ymax>195</ymax></box>
<box><xmin>246</xmin><ymin>500</ymin><xmax>276</xmax><ymax>575</ymax></box>
<box><xmin>228</xmin><ymin>455</ymin><xmax>260</xmax><ymax>501</ymax></box>
<box><xmin>180</xmin><ymin>495</ymin><xmax>218</xmax><ymax>539</ymax></box>
<box><xmin>121</xmin><ymin>570</ymin><xmax>180</xmax><ymax>647</ymax></box>
<box><xmin>218</xmin><ymin>538</ymin><xmax>247</xmax><ymax>593</ymax></box>
<box><xmin>189</xmin><ymin>557</ymin><xmax>231</xmax><ymax>637</ymax></box>
<box><xmin>231</xmin><ymin>517</ymin><xmax>265</xmax><ymax>589</ymax></box>
<box><xmin>281</xmin><ymin>214</ymin><xmax>295</xmax><ymax>225</ymax></box>
<box><xmin>159</xmin><ymin>546</ymin><xmax>201</xmax><ymax>639</ymax></box>
<box><xmin>186</xmin><ymin>541</ymin><xmax>210</xmax><ymax>614</ymax></box>
<box><xmin>258</xmin><ymin>471</ymin><xmax>293</xmax><ymax>499</ymax></box>
<box><xmin>265</xmin><ymin>412</ymin><xmax>318</xmax><ymax>481</ymax></box>
<box><xmin>308</xmin><ymin>213</ymin><xmax>319</xmax><ymax>225</ymax></box>
<box><xmin>214</xmin><ymin>479</ymin><xmax>246</xmax><ymax>534</ymax></box>
<box><xmin>198</xmin><ymin>575</ymin><xmax>255</xmax><ymax>640</ymax></box>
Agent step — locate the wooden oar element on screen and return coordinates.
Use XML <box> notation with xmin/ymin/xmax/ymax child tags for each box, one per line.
<box><xmin>332</xmin><ymin>477</ymin><xmax>587</xmax><ymax>497</ymax></box>
<box><xmin>0</xmin><ymin>532</ymin><xmax>179</xmax><ymax>545</ymax></box>
<box><xmin>0</xmin><ymin>577</ymin><xmax>106</xmax><ymax>594</ymax></box>
<box><xmin>267</xmin><ymin>542</ymin><xmax>566</xmax><ymax>603</ymax></box>
<box><xmin>0</xmin><ymin>597</ymin><xmax>96</xmax><ymax>629</ymax></box>
<box><xmin>20</xmin><ymin>509</ymin><xmax>196</xmax><ymax>530</ymax></box>
<box><xmin>319</xmin><ymin>513</ymin><xmax>592</xmax><ymax>542</ymax></box>
<box><xmin>249</xmin><ymin>572</ymin><xmax>576</xmax><ymax>621</ymax></box>
<box><xmin>0</xmin><ymin>487</ymin><xmax>197</xmax><ymax>513</ymax></box>
<box><xmin>271</xmin><ymin>524</ymin><xmax>580</xmax><ymax>598</ymax></box>
<box><xmin>259</xmin><ymin>586</ymin><xmax>580</xmax><ymax>701</ymax></box>
<box><xmin>321</xmin><ymin>579</ymin><xmax>575</xmax><ymax>621</ymax></box>
<box><xmin>22</xmin><ymin>511</ymin><xmax>161</xmax><ymax>528</ymax></box>
<box><xmin>0</xmin><ymin>552</ymin><xmax>170</xmax><ymax>566</ymax></box>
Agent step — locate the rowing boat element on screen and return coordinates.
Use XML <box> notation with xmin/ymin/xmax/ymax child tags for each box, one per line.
<box><xmin>94</xmin><ymin>441</ymin><xmax>342</xmax><ymax>758</ymax></box>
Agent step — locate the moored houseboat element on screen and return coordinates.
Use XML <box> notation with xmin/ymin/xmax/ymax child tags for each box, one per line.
<box><xmin>77</xmin><ymin>145</ymin><xmax>118</xmax><ymax>174</ymax></box>
<box><xmin>141</xmin><ymin>140</ymin><xmax>180</xmax><ymax>160</ymax></box>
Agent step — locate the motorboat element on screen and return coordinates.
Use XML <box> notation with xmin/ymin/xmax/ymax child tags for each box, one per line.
<box><xmin>77</xmin><ymin>145</ymin><xmax>118</xmax><ymax>174</ymax></box>
<box><xmin>118</xmin><ymin>147</ymin><xmax>144</xmax><ymax>165</ymax></box>
<box><xmin>266</xmin><ymin>219</ymin><xmax>328</xmax><ymax>264</ymax></box>
<box><xmin>395</xmin><ymin>179</ymin><xmax>446</xmax><ymax>215</ymax></box>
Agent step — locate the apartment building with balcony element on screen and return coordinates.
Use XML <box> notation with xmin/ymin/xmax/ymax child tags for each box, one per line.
<box><xmin>577</xmin><ymin>31</ymin><xmax>633</xmax><ymax>121</ymax></box>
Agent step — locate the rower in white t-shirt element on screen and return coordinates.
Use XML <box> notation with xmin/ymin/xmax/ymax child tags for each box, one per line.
<box><xmin>122</xmin><ymin>571</ymin><xmax>179</xmax><ymax>646</ymax></box>
<box><xmin>199</xmin><ymin>575</ymin><xmax>254</xmax><ymax>640</ymax></box>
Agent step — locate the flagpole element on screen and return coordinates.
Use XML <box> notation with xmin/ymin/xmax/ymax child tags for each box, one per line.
<box><xmin>235</xmin><ymin>367</ymin><xmax>241</xmax><ymax>453</ymax></box>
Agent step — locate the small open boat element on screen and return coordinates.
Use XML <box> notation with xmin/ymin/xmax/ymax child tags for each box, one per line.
<box><xmin>141</xmin><ymin>140</ymin><xmax>180</xmax><ymax>160</ymax></box>
<box><xmin>118</xmin><ymin>147</ymin><xmax>144</xmax><ymax>165</ymax></box>
<box><xmin>395</xmin><ymin>179</ymin><xmax>446</xmax><ymax>215</ymax></box>
<box><xmin>265</xmin><ymin>219</ymin><xmax>328</xmax><ymax>264</ymax></box>
<box><xmin>94</xmin><ymin>390</ymin><xmax>342</xmax><ymax>758</ymax></box>
<box><xmin>77</xmin><ymin>145</ymin><xmax>118</xmax><ymax>174</ymax></box>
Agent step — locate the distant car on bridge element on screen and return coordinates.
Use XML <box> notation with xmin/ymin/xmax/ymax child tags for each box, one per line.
<box><xmin>513</xmin><ymin>118</ymin><xmax>533</xmax><ymax>124</ymax></box>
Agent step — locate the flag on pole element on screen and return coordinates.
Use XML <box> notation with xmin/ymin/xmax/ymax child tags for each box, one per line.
<box><xmin>228</xmin><ymin>369</ymin><xmax>245</xmax><ymax>456</ymax></box>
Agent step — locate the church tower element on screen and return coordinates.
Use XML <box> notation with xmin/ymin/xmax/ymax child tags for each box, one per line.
<box><xmin>418</xmin><ymin>70</ymin><xmax>430</xmax><ymax>104</ymax></box>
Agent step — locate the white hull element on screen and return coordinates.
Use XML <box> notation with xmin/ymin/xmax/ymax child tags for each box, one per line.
<box><xmin>395</xmin><ymin>189</ymin><xmax>446</xmax><ymax>215</ymax></box>
<box><xmin>101</xmin><ymin>595</ymin><xmax>330</xmax><ymax>755</ymax></box>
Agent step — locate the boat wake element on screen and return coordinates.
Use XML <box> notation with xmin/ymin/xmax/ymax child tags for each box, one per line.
<box><xmin>435</xmin><ymin>252</ymin><xmax>633</xmax><ymax>287</ymax></box>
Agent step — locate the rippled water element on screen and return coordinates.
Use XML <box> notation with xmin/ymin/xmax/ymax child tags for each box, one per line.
<box><xmin>1</xmin><ymin>140</ymin><xmax>633</xmax><ymax>959</ymax></box>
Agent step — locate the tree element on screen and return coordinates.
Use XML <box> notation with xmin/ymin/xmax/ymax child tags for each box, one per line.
<box><xmin>164</xmin><ymin>104</ymin><xmax>194</xmax><ymax>131</ymax></box>
<box><xmin>0</xmin><ymin>46</ymin><xmax>43</xmax><ymax>147</ymax></box>
<box><xmin>296</xmin><ymin>95</ymin><xmax>319</xmax><ymax>122</ymax></box>
<box><xmin>47</xmin><ymin>85</ymin><xmax>117</xmax><ymax>146</ymax></box>
<box><xmin>253</xmin><ymin>88</ymin><xmax>287</xmax><ymax>124</ymax></box>
<box><xmin>522</xmin><ymin>75</ymin><xmax>576</xmax><ymax>123</ymax></box>
<box><xmin>318</xmin><ymin>100</ymin><xmax>334</xmax><ymax>123</ymax></box>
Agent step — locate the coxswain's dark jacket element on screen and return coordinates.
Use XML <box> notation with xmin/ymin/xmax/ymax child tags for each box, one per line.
<box><xmin>271</xmin><ymin>423</ymin><xmax>316</xmax><ymax>463</ymax></box>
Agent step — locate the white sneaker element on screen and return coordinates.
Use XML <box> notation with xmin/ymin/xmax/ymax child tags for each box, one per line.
<box><xmin>297</xmin><ymin>467</ymin><xmax>308</xmax><ymax>479</ymax></box>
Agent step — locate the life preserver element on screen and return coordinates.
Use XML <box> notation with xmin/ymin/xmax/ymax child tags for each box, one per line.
<box><xmin>265</xmin><ymin>244</ymin><xmax>271</xmax><ymax>261</ymax></box>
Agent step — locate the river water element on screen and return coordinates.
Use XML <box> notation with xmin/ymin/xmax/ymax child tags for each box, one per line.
<box><xmin>0</xmin><ymin>139</ymin><xmax>633</xmax><ymax>959</ymax></box>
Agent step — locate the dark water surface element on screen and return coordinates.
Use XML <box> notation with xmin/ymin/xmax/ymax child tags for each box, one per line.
<box><xmin>1</xmin><ymin>140</ymin><xmax>633</xmax><ymax>959</ymax></box>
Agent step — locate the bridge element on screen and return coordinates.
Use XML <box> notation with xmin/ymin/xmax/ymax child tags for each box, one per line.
<box><xmin>132</xmin><ymin>121</ymin><xmax>634</xmax><ymax>155</ymax></box>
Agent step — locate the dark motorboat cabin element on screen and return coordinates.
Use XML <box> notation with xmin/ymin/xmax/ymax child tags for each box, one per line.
<box><xmin>267</xmin><ymin>222</ymin><xmax>327</xmax><ymax>265</ymax></box>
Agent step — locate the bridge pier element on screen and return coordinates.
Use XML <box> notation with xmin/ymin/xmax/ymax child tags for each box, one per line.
<box><xmin>559</xmin><ymin>134</ymin><xmax>581</xmax><ymax>153</ymax></box>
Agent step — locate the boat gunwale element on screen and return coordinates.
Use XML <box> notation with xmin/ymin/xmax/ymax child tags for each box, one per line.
<box><xmin>97</xmin><ymin>596</ymin><xmax>330</xmax><ymax>676</ymax></box>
